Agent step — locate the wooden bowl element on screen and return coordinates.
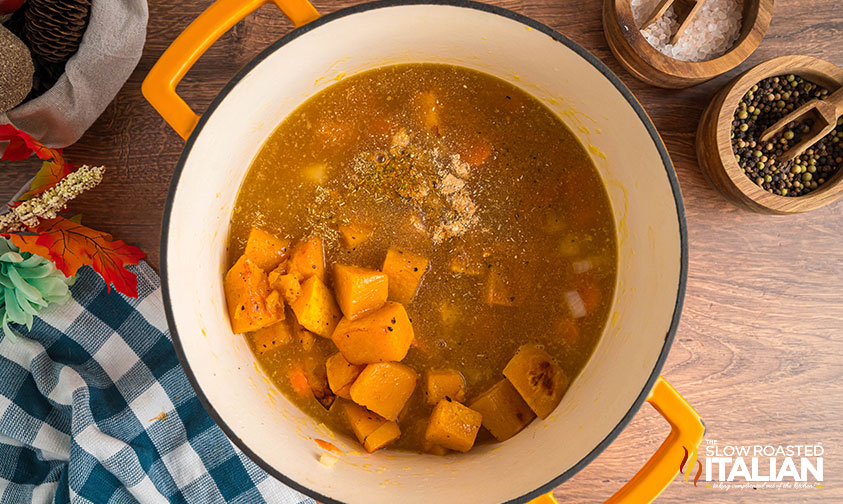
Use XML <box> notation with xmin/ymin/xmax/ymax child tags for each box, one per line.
<box><xmin>697</xmin><ymin>55</ymin><xmax>843</xmax><ymax>214</ymax></box>
<box><xmin>603</xmin><ymin>0</ymin><xmax>774</xmax><ymax>88</ymax></box>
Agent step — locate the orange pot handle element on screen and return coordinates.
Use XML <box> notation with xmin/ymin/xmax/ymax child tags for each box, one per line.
<box><xmin>529</xmin><ymin>377</ymin><xmax>704</xmax><ymax>504</ymax></box>
<box><xmin>142</xmin><ymin>0</ymin><xmax>320</xmax><ymax>139</ymax></box>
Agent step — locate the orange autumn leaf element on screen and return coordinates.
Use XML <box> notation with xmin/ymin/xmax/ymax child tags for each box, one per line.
<box><xmin>8</xmin><ymin>217</ymin><xmax>146</xmax><ymax>297</ymax></box>
<box><xmin>19</xmin><ymin>159</ymin><xmax>75</xmax><ymax>201</ymax></box>
<box><xmin>0</xmin><ymin>124</ymin><xmax>63</xmax><ymax>163</ymax></box>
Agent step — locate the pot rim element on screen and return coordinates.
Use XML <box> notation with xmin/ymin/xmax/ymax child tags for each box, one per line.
<box><xmin>159</xmin><ymin>1</ymin><xmax>689</xmax><ymax>503</ymax></box>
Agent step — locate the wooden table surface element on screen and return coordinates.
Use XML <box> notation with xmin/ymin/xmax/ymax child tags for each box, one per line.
<box><xmin>2</xmin><ymin>0</ymin><xmax>842</xmax><ymax>502</ymax></box>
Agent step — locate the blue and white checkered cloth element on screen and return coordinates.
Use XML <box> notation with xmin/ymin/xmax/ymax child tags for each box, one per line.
<box><xmin>0</xmin><ymin>262</ymin><xmax>315</xmax><ymax>504</ymax></box>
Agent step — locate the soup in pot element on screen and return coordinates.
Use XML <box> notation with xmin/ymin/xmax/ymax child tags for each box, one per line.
<box><xmin>223</xmin><ymin>64</ymin><xmax>617</xmax><ymax>455</ymax></box>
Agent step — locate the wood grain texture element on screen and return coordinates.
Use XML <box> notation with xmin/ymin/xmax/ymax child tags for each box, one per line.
<box><xmin>604</xmin><ymin>0</ymin><xmax>773</xmax><ymax>88</ymax></box>
<box><xmin>697</xmin><ymin>55</ymin><xmax>843</xmax><ymax>214</ymax></box>
<box><xmin>1</xmin><ymin>0</ymin><xmax>842</xmax><ymax>502</ymax></box>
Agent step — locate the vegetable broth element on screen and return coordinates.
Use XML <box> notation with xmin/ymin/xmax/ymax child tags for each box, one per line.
<box><xmin>227</xmin><ymin>64</ymin><xmax>617</xmax><ymax>452</ymax></box>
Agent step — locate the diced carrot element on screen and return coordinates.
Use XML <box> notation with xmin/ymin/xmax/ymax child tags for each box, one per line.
<box><xmin>415</xmin><ymin>90</ymin><xmax>440</xmax><ymax>135</ymax></box>
<box><xmin>578</xmin><ymin>281</ymin><xmax>601</xmax><ymax>313</ymax></box>
<box><xmin>367</xmin><ymin>117</ymin><xmax>393</xmax><ymax>140</ymax></box>
<box><xmin>315</xmin><ymin>439</ymin><xmax>342</xmax><ymax>453</ymax></box>
<box><xmin>557</xmin><ymin>319</ymin><xmax>580</xmax><ymax>345</ymax></box>
<box><xmin>461</xmin><ymin>137</ymin><xmax>492</xmax><ymax>166</ymax></box>
<box><xmin>288</xmin><ymin>366</ymin><xmax>310</xmax><ymax>397</ymax></box>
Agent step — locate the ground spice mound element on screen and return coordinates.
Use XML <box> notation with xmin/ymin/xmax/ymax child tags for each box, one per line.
<box><xmin>731</xmin><ymin>74</ymin><xmax>843</xmax><ymax>197</ymax></box>
<box><xmin>342</xmin><ymin>129</ymin><xmax>479</xmax><ymax>244</ymax></box>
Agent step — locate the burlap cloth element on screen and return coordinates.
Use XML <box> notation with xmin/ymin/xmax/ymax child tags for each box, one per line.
<box><xmin>0</xmin><ymin>0</ymin><xmax>148</xmax><ymax>148</ymax></box>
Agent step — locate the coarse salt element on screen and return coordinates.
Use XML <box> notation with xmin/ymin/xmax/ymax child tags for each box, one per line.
<box><xmin>630</xmin><ymin>0</ymin><xmax>743</xmax><ymax>62</ymax></box>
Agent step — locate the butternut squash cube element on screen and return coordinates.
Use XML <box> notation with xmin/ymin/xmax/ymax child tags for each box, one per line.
<box><xmin>503</xmin><ymin>344</ymin><xmax>569</xmax><ymax>419</ymax></box>
<box><xmin>326</xmin><ymin>352</ymin><xmax>365</xmax><ymax>399</ymax></box>
<box><xmin>250</xmin><ymin>320</ymin><xmax>293</xmax><ymax>354</ymax></box>
<box><xmin>338</xmin><ymin>223</ymin><xmax>373</xmax><ymax>249</ymax></box>
<box><xmin>272</xmin><ymin>274</ymin><xmax>303</xmax><ymax>304</ymax></box>
<box><xmin>484</xmin><ymin>267</ymin><xmax>520</xmax><ymax>306</ymax></box>
<box><xmin>423</xmin><ymin>438</ymin><xmax>450</xmax><ymax>456</ymax></box>
<box><xmin>424</xmin><ymin>369</ymin><xmax>466</xmax><ymax>405</ymax></box>
<box><xmin>341</xmin><ymin>401</ymin><xmax>400</xmax><ymax>453</ymax></box>
<box><xmin>349</xmin><ymin>362</ymin><xmax>418</xmax><ymax>421</ymax></box>
<box><xmin>290</xmin><ymin>276</ymin><xmax>341</xmax><ymax>338</ymax></box>
<box><xmin>331</xmin><ymin>301</ymin><xmax>415</xmax><ymax>364</ymax></box>
<box><xmin>343</xmin><ymin>400</ymin><xmax>386</xmax><ymax>440</ymax></box>
<box><xmin>363</xmin><ymin>421</ymin><xmax>401</xmax><ymax>453</ymax></box>
<box><xmin>333</xmin><ymin>264</ymin><xmax>388</xmax><ymax>320</ymax></box>
<box><xmin>267</xmin><ymin>260</ymin><xmax>288</xmax><ymax>286</ymax></box>
<box><xmin>298</xmin><ymin>329</ymin><xmax>315</xmax><ymax>352</ymax></box>
<box><xmin>424</xmin><ymin>398</ymin><xmax>482</xmax><ymax>453</ymax></box>
<box><xmin>289</xmin><ymin>236</ymin><xmax>325</xmax><ymax>282</ymax></box>
<box><xmin>382</xmin><ymin>247</ymin><xmax>429</xmax><ymax>305</ymax></box>
<box><xmin>303</xmin><ymin>359</ymin><xmax>336</xmax><ymax>410</ymax></box>
<box><xmin>244</xmin><ymin>228</ymin><xmax>290</xmax><ymax>272</ymax></box>
<box><xmin>265</xmin><ymin>290</ymin><xmax>284</xmax><ymax>319</ymax></box>
<box><xmin>469</xmin><ymin>379</ymin><xmax>536</xmax><ymax>441</ymax></box>
<box><xmin>224</xmin><ymin>255</ymin><xmax>283</xmax><ymax>333</ymax></box>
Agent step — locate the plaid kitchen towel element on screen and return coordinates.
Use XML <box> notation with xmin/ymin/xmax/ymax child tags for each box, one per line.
<box><xmin>0</xmin><ymin>261</ymin><xmax>315</xmax><ymax>504</ymax></box>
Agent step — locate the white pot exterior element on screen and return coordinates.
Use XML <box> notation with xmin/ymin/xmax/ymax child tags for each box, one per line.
<box><xmin>161</xmin><ymin>3</ymin><xmax>686</xmax><ymax>503</ymax></box>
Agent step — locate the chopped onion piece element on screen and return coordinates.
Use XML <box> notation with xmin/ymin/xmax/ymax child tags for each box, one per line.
<box><xmin>573</xmin><ymin>259</ymin><xmax>592</xmax><ymax>274</ymax></box>
<box><xmin>565</xmin><ymin>290</ymin><xmax>587</xmax><ymax>319</ymax></box>
<box><xmin>319</xmin><ymin>452</ymin><xmax>339</xmax><ymax>468</ymax></box>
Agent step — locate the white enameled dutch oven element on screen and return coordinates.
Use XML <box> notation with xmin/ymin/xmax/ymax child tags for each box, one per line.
<box><xmin>142</xmin><ymin>1</ymin><xmax>704</xmax><ymax>503</ymax></box>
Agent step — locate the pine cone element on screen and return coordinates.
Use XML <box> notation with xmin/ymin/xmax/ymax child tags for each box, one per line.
<box><xmin>23</xmin><ymin>0</ymin><xmax>91</xmax><ymax>65</ymax></box>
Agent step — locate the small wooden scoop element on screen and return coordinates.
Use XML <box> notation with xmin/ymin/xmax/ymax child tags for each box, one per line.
<box><xmin>759</xmin><ymin>87</ymin><xmax>843</xmax><ymax>163</ymax></box>
<box><xmin>639</xmin><ymin>0</ymin><xmax>705</xmax><ymax>45</ymax></box>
